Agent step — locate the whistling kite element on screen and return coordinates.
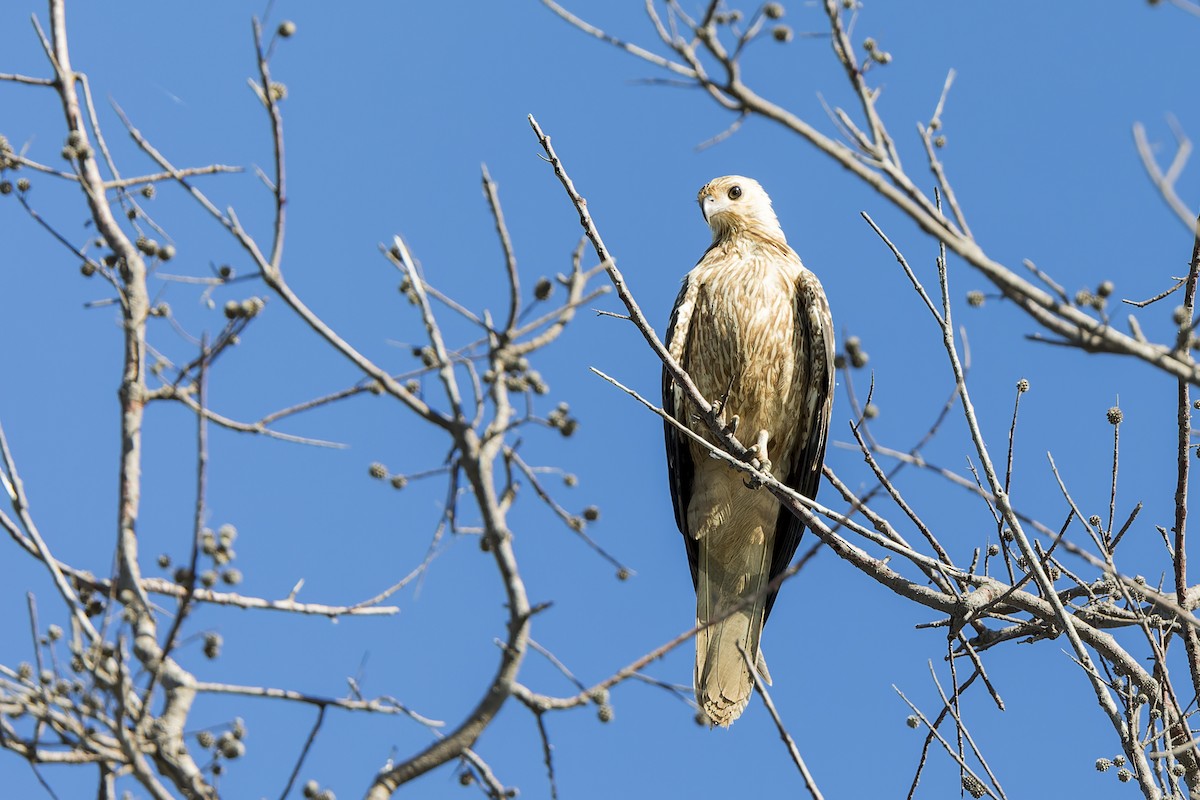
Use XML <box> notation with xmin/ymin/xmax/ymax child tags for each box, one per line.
<box><xmin>663</xmin><ymin>176</ymin><xmax>834</xmax><ymax>726</ymax></box>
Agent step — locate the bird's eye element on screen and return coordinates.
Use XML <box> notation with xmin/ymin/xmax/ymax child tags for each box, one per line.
<box><xmin>728</xmin><ymin>186</ymin><xmax>742</xmax><ymax>200</ymax></box>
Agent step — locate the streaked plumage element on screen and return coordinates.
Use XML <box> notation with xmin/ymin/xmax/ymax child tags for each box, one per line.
<box><xmin>663</xmin><ymin>176</ymin><xmax>834</xmax><ymax>727</ymax></box>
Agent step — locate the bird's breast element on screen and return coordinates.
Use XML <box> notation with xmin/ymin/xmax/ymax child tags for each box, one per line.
<box><xmin>684</xmin><ymin>255</ymin><xmax>806</xmax><ymax>467</ymax></box>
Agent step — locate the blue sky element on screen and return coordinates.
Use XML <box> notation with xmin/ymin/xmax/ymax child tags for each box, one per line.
<box><xmin>2</xmin><ymin>1</ymin><xmax>1199</xmax><ymax>798</ymax></box>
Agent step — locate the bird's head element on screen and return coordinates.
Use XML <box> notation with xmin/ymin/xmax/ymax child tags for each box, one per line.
<box><xmin>697</xmin><ymin>176</ymin><xmax>785</xmax><ymax>244</ymax></box>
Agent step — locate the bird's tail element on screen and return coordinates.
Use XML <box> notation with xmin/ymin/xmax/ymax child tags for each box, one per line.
<box><xmin>694</xmin><ymin>523</ymin><xmax>773</xmax><ymax>727</ymax></box>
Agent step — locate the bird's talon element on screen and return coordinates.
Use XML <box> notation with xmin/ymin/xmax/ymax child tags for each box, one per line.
<box><xmin>750</xmin><ymin>430</ymin><xmax>771</xmax><ymax>473</ymax></box>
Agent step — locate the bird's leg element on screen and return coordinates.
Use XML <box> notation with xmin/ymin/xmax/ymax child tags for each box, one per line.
<box><xmin>745</xmin><ymin>429</ymin><xmax>772</xmax><ymax>488</ymax></box>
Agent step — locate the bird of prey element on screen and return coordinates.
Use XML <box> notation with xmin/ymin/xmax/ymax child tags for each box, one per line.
<box><xmin>663</xmin><ymin>176</ymin><xmax>834</xmax><ymax>727</ymax></box>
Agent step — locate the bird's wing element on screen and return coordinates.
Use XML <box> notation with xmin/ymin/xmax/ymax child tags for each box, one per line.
<box><xmin>663</xmin><ymin>277</ymin><xmax>700</xmax><ymax>589</ymax></box>
<box><xmin>764</xmin><ymin>268</ymin><xmax>835</xmax><ymax>622</ymax></box>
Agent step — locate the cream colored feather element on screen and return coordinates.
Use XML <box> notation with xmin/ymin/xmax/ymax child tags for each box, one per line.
<box><xmin>691</xmin><ymin>458</ymin><xmax>778</xmax><ymax>725</ymax></box>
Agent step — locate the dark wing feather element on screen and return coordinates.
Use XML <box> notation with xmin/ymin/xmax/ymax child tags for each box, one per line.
<box><xmin>663</xmin><ymin>280</ymin><xmax>699</xmax><ymax>589</ymax></box>
<box><xmin>763</xmin><ymin>271</ymin><xmax>835</xmax><ymax>623</ymax></box>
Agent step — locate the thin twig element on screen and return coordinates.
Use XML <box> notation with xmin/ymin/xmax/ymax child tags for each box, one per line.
<box><xmin>277</xmin><ymin>707</ymin><xmax>326</xmax><ymax>800</ymax></box>
<box><xmin>481</xmin><ymin>164</ymin><xmax>521</xmax><ymax>334</ymax></box>
<box><xmin>739</xmin><ymin>644</ymin><xmax>824</xmax><ymax>800</ymax></box>
<box><xmin>1133</xmin><ymin>119</ymin><xmax>1199</xmax><ymax>236</ymax></box>
<box><xmin>895</xmin><ymin>686</ymin><xmax>998</xmax><ymax>799</ymax></box>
